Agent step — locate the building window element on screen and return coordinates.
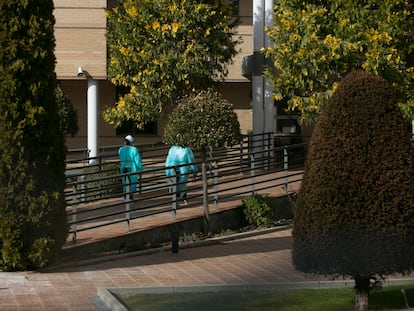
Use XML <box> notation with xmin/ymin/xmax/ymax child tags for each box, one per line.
<box><xmin>222</xmin><ymin>0</ymin><xmax>239</xmax><ymax>16</ymax></box>
<box><xmin>274</xmin><ymin>98</ymin><xmax>300</xmax><ymax>135</ymax></box>
<box><xmin>116</xmin><ymin>120</ymin><xmax>157</xmax><ymax>136</ymax></box>
<box><xmin>231</xmin><ymin>0</ymin><xmax>239</xmax><ymax>16</ymax></box>
<box><xmin>114</xmin><ymin>85</ymin><xmax>158</xmax><ymax>136</ymax></box>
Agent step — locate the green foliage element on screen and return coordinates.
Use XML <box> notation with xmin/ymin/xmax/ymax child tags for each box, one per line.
<box><xmin>55</xmin><ymin>85</ymin><xmax>79</xmax><ymax>137</ymax></box>
<box><xmin>104</xmin><ymin>0</ymin><xmax>241</xmax><ymax>128</ymax></box>
<box><xmin>242</xmin><ymin>194</ymin><xmax>274</xmax><ymax>228</ymax></box>
<box><xmin>293</xmin><ymin>70</ymin><xmax>414</xmax><ymax>281</ymax></box>
<box><xmin>263</xmin><ymin>0</ymin><xmax>414</xmax><ymax>123</ymax></box>
<box><xmin>0</xmin><ymin>0</ymin><xmax>68</xmax><ymax>271</ymax></box>
<box><xmin>79</xmin><ymin>162</ymin><xmax>123</xmax><ymax>201</ymax></box>
<box><xmin>118</xmin><ymin>285</ymin><xmax>414</xmax><ymax>311</ymax></box>
<box><xmin>162</xmin><ymin>89</ymin><xmax>241</xmax><ymax>148</ymax></box>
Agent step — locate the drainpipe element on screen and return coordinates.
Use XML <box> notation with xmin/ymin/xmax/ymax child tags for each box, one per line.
<box><xmin>87</xmin><ymin>79</ymin><xmax>99</xmax><ymax>164</ymax></box>
<box><xmin>252</xmin><ymin>0</ymin><xmax>265</xmax><ymax>139</ymax></box>
<box><xmin>264</xmin><ymin>0</ymin><xmax>274</xmax><ymax>134</ymax></box>
<box><xmin>252</xmin><ymin>0</ymin><xmax>274</xmax><ymax>166</ymax></box>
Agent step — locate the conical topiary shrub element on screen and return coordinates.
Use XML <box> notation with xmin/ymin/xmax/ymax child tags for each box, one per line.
<box><xmin>292</xmin><ymin>70</ymin><xmax>414</xmax><ymax>310</ymax></box>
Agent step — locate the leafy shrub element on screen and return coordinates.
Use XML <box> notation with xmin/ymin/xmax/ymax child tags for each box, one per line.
<box><xmin>55</xmin><ymin>84</ymin><xmax>79</xmax><ymax>137</ymax></box>
<box><xmin>0</xmin><ymin>1</ymin><xmax>68</xmax><ymax>271</ymax></box>
<box><xmin>242</xmin><ymin>194</ymin><xmax>274</xmax><ymax>228</ymax></box>
<box><xmin>292</xmin><ymin>70</ymin><xmax>414</xmax><ymax>298</ymax></box>
<box><xmin>163</xmin><ymin>89</ymin><xmax>241</xmax><ymax>148</ymax></box>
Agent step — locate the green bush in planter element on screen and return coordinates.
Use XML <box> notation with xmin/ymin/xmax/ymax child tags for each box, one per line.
<box><xmin>77</xmin><ymin>162</ymin><xmax>123</xmax><ymax>201</ymax></box>
<box><xmin>242</xmin><ymin>194</ymin><xmax>274</xmax><ymax>228</ymax></box>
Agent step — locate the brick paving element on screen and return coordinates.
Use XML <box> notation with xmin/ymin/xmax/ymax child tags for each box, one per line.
<box><xmin>3</xmin><ymin>227</ymin><xmax>414</xmax><ymax>311</ymax></box>
<box><xmin>1</xmin><ymin>228</ymin><xmax>335</xmax><ymax>311</ymax></box>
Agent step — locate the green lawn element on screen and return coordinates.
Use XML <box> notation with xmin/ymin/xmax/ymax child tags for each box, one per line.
<box><xmin>115</xmin><ymin>285</ymin><xmax>414</xmax><ymax>311</ymax></box>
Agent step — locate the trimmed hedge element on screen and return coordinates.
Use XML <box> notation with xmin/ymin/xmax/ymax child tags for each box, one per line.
<box><xmin>162</xmin><ymin>89</ymin><xmax>241</xmax><ymax>149</ymax></box>
<box><xmin>292</xmin><ymin>70</ymin><xmax>414</xmax><ymax>277</ymax></box>
<box><xmin>0</xmin><ymin>1</ymin><xmax>68</xmax><ymax>271</ymax></box>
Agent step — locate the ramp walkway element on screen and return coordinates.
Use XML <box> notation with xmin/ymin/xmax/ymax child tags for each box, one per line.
<box><xmin>62</xmin><ymin>169</ymin><xmax>302</xmax><ymax>261</ymax></box>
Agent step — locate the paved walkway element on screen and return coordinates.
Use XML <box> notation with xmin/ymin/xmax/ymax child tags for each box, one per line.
<box><xmin>0</xmin><ymin>228</ymin><xmax>327</xmax><ymax>311</ymax></box>
<box><xmin>2</xmin><ymin>227</ymin><xmax>414</xmax><ymax>311</ymax></box>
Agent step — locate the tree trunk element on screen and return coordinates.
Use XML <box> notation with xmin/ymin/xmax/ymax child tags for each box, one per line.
<box><xmin>354</xmin><ymin>276</ymin><xmax>370</xmax><ymax>311</ymax></box>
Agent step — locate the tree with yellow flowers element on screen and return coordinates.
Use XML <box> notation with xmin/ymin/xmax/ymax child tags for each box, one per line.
<box><xmin>104</xmin><ymin>0</ymin><xmax>240</xmax><ymax>129</ymax></box>
<box><xmin>263</xmin><ymin>1</ymin><xmax>414</xmax><ymax>123</ymax></box>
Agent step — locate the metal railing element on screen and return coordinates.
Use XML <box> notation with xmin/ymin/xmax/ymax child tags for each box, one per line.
<box><xmin>65</xmin><ymin>133</ymin><xmax>307</xmax><ymax>242</ymax></box>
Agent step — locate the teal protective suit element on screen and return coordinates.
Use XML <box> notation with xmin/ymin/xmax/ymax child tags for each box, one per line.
<box><xmin>118</xmin><ymin>145</ymin><xmax>143</xmax><ymax>193</ymax></box>
<box><xmin>165</xmin><ymin>146</ymin><xmax>197</xmax><ymax>199</ymax></box>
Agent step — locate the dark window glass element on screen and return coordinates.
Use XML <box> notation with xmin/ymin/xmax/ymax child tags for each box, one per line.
<box><xmin>114</xmin><ymin>86</ymin><xmax>157</xmax><ymax>136</ymax></box>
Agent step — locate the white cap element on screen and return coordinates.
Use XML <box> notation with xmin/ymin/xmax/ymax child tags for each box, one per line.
<box><xmin>124</xmin><ymin>135</ymin><xmax>134</xmax><ymax>143</ymax></box>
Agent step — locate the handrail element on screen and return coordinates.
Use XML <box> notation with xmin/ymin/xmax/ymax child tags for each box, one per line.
<box><xmin>65</xmin><ymin>133</ymin><xmax>307</xmax><ymax>242</ymax></box>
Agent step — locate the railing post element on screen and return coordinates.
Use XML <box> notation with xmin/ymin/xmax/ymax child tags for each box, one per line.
<box><xmin>284</xmin><ymin>146</ymin><xmax>289</xmax><ymax>193</ymax></box>
<box><xmin>80</xmin><ymin>175</ymin><xmax>86</xmax><ymax>203</ymax></box>
<box><xmin>213</xmin><ymin>161</ymin><xmax>219</xmax><ymax>209</ymax></box>
<box><xmin>266</xmin><ymin>132</ymin><xmax>273</xmax><ymax>169</ymax></box>
<box><xmin>139</xmin><ymin>172</ymin><xmax>142</xmax><ymax>194</ymax></box>
<box><xmin>264</xmin><ymin>132</ymin><xmax>270</xmax><ymax>170</ymax></box>
<box><xmin>98</xmin><ymin>157</ymin><xmax>103</xmax><ymax>199</ymax></box>
<box><xmin>239</xmin><ymin>139</ymin><xmax>244</xmax><ymax>174</ymax></box>
<box><xmin>250</xmin><ymin>152</ymin><xmax>255</xmax><ymax>195</ymax></box>
<box><xmin>71</xmin><ymin>181</ymin><xmax>78</xmax><ymax>242</ymax></box>
<box><xmin>125</xmin><ymin>174</ymin><xmax>130</xmax><ymax>232</ymax></box>
<box><xmin>170</xmin><ymin>169</ymin><xmax>177</xmax><ymax>219</ymax></box>
<box><xmin>201</xmin><ymin>149</ymin><xmax>210</xmax><ymax>235</ymax></box>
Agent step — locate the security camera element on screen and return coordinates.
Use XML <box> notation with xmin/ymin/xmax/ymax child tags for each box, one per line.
<box><xmin>77</xmin><ymin>66</ymin><xmax>84</xmax><ymax>77</ymax></box>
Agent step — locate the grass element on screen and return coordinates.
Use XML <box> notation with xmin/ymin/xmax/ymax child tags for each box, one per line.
<box><xmin>115</xmin><ymin>285</ymin><xmax>414</xmax><ymax>311</ymax></box>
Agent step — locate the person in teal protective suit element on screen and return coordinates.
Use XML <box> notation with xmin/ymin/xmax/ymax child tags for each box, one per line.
<box><xmin>118</xmin><ymin>135</ymin><xmax>143</xmax><ymax>200</ymax></box>
<box><xmin>165</xmin><ymin>145</ymin><xmax>198</xmax><ymax>203</ymax></box>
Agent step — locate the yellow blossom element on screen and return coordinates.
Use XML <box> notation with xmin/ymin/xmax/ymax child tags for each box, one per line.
<box><xmin>289</xmin><ymin>33</ymin><xmax>302</xmax><ymax>42</ymax></box>
<box><xmin>169</xmin><ymin>4</ymin><xmax>177</xmax><ymax>13</ymax></box>
<box><xmin>118</xmin><ymin>98</ymin><xmax>125</xmax><ymax>107</ymax></box>
<box><xmin>367</xmin><ymin>28</ymin><xmax>379</xmax><ymax>41</ymax></box>
<box><xmin>296</xmin><ymin>48</ymin><xmax>305</xmax><ymax>57</ymax></box>
<box><xmin>126</xmin><ymin>6</ymin><xmax>137</xmax><ymax>17</ymax></box>
<box><xmin>172</xmin><ymin>22</ymin><xmax>179</xmax><ymax>33</ymax></box>
<box><xmin>273</xmin><ymin>93</ymin><xmax>283</xmax><ymax>101</ymax></box>
<box><xmin>292</xmin><ymin>96</ymin><xmax>302</xmax><ymax>106</ymax></box>
<box><xmin>119</xmin><ymin>47</ymin><xmax>129</xmax><ymax>56</ymax></box>
<box><xmin>380</xmin><ymin>32</ymin><xmax>393</xmax><ymax>43</ymax></box>
<box><xmin>339</xmin><ymin>18</ymin><xmax>349</xmax><ymax>27</ymax></box>
<box><xmin>152</xmin><ymin>20</ymin><xmax>160</xmax><ymax>31</ymax></box>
